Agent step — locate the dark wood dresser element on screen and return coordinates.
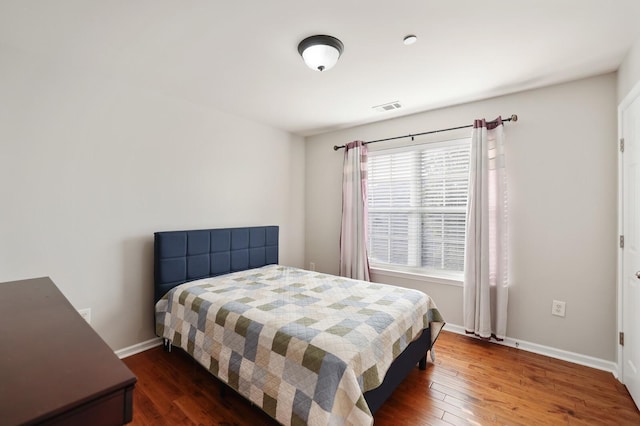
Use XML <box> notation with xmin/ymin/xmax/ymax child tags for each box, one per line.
<box><xmin>0</xmin><ymin>277</ymin><xmax>136</xmax><ymax>425</ymax></box>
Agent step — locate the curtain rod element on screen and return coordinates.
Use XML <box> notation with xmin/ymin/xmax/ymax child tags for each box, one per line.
<box><xmin>333</xmin><ymin>114</ymin><xmax>518</xmax><ymax>151</ymax></box>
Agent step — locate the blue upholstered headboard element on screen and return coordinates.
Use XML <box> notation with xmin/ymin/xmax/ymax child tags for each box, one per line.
<box><xmin>153</xmin><ymin>226</ymin><xmax>279</xmax><ymax>303</ymax></box>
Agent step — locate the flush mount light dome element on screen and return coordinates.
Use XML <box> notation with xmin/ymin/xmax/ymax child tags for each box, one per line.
<box><xmin>297</xmin><ymin>35</ymin><xmax>344</xmax><ymax>72</ymax></box>
<box><xmin>403</xmin><ymin>34</ymin><xmax>417</xmax><ymax>45</ymax></box>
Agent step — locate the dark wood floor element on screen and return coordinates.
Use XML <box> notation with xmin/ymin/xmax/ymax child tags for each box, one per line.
<box><xmin>123</xmin><ymin>331</ymin><xmax>640</xmax><ymax>425</ymax></box>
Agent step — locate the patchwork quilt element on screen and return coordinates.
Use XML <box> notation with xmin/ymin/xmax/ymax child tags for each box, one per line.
<box><xmin>155</xmin><ymin>265</ymin><xmax>444</xmax><ymax>425</ymax></box>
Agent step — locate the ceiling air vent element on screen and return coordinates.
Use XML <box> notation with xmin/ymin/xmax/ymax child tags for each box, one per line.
<box><xmin>372</xmin><ymin>101</ymin><xmax>402</xmax><ymax>113</ymax></box>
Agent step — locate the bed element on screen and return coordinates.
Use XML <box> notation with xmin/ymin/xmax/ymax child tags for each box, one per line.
<box><xmin>154</xmin><ymin>225</ymin><xmax>444</xmax><ymax>425</ymax></box>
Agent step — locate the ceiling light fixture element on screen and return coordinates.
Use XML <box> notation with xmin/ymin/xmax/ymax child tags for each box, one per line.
<box><xmin>403</xmin><ymin>35</ymin><xmax>417</xmax><ymax>45</ymax></box>
<box><xmin>297</xmin><ymin>35</ymin><xmax>344</xmax><ymax>72</ymax></box>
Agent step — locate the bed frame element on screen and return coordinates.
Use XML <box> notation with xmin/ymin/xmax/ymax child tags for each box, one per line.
<box><xmin>153</xmin><ymin>225</ymin><xmax>433</xmax><ymax>416</ymax></box>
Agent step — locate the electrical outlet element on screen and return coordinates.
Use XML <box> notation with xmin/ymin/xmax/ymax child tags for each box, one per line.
<box><xmin>551</xmin><ymin>300</ymin><xmax>566</xmax><ymax>317</ymax></box>
<box><xmin>78</xmin><ymin>308</ymin><xmax>91</xmax><ymax>324</ymax></box>
<box><xmin>309</xmin><ymin>262</ymin><xmax>316</xmax><ymax>271</ymax></box>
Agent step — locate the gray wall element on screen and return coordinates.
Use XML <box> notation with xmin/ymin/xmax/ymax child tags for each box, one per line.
<box><xmin>619</xmin><ymin>36</ymin><xmax>640</xmax><ymax>102</ymax></box>
<box><xmin>0</xmin><ymin>46</ymin><xmax>306</xmax><ymax>351</ymax></box>
<box><xmin>305</xmin><ymin>73</ymin><xmax>618</xmax><ymax>362</ymax></box>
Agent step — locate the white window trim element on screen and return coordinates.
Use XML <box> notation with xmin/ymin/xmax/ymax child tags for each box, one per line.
<box><xmin>370</xmin><ymin>265</ymin><xmax>463</xmax><ymax>287</ymax></box>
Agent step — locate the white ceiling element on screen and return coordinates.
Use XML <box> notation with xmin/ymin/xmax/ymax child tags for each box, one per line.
<box><xmin>2</xmin><ymin>1</ymin><xmax>640</xmax><ymax>136</ymax></box>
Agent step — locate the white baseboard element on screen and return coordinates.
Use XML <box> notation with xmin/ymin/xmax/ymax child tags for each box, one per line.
<box><xmin>443</xmin><ymin>323</ymin><xmax>619</xmax><ymax>378</ymax></box>
<box><xmin>115</xmin><ymin>337</ymin><xmax>163</xmax><ymax>359</ymax></box>
<box><xmin>114</xmin><ymin>326</ymin><xmax>620</xmax><ymax>379</ymax></box>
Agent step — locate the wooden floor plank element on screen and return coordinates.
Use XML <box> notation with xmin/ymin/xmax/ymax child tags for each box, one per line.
<box><xmin>123</xmin><ymin>331</ymin><xmax>640</xmax><ymax>425</ymax></box>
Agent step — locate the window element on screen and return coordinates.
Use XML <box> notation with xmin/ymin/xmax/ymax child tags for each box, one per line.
<box><xmin>367</xmin><ymin>138</ymin><xmax>471</xmax><ymax>279</ymax></box>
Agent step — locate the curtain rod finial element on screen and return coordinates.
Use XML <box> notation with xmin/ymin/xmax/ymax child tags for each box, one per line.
<box><xmin>511</xmin><ymin>114</ymin><xmax>518</xmax><ymax>122</ymax></box>
<box><xmin>333</xmin><ymin>145</ymin><xmax>341</xmax><ymax>151</ymax></box>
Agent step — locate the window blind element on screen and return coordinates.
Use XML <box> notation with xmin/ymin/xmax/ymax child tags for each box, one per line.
<box><xmin>367</xmin><ymin>138</ymin><xmax>471</xmax><ymax>276</ymax></box>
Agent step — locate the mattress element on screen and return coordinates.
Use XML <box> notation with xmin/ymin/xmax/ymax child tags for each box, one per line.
<box><xmin>155</xmin><ymin>265</ymin><xmax>444</xmax><ymax>425</ymax></box>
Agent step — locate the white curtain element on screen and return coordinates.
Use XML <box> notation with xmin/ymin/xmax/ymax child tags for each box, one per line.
<box><xmin>340</xmin><ymin>140</ymin><xmax>371</xmax><ymax>281</ymax></box>
<box><xmin>463</xmin><ymin>117</ymin><xmax>509</xmax><ymax>340</ymax></box>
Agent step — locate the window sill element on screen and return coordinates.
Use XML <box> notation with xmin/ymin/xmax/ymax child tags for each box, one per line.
<box><xmin>370</xmin><ymin>266</ymin><xmax>463</xmax><ymax>287</ymax></box>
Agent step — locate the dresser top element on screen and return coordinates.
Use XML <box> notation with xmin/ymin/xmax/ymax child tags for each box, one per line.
<box><xmin>0</xmin><ymin>277</ymin><xmax>137</xmax><ymax>425</ymax></box>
